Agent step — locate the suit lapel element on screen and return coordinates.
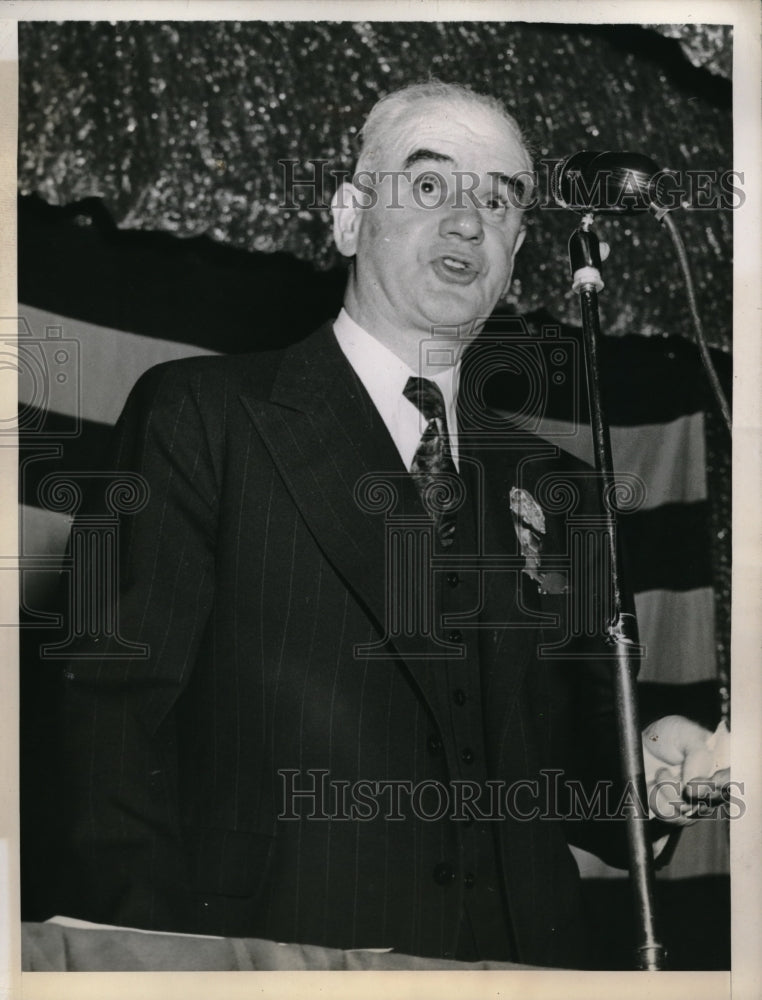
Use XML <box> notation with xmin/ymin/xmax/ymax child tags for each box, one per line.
<box><xmin>241</xmin><ymin>324</ymin><xmax>563</xmax><ymax>744</ymax></box>
<box><xmin>240</xmin><ymin>323</ymin><xmax>452</xmax><ymax>719</ymax></box>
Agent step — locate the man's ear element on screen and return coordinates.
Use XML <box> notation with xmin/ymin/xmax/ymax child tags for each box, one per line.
<box><xmin>512</xmin><ymin>226</ymin><xmax>527</xmax><ymax>260</ymax></box>
<box><xmin>331</xmin><ymin>182</ymin><xmax>364</xmax><ymax>258</ymax></box>
<box><xmin>501</xmin><ymin>225</ymin><xmax>527</xmax><ymax>295</ymax></box>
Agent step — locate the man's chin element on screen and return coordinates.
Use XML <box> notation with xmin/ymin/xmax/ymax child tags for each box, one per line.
<box><xmin>420</xmin><ymin>305</ymin><xmax>490</xmax><ymax>336</ymax></box>
<box><xmin>419</xmin><ymin>288</ymin><xmax>498</xmax><ymax>333</ymax></box>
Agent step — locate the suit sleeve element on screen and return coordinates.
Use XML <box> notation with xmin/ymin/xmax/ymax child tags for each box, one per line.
<box><xmin>55</xmin><ymin>362</ymin><xmax>220</xmax><ymax>929</ymax></box>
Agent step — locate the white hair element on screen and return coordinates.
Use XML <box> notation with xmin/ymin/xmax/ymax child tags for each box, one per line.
<box><xmin>354</xmin><ymin>79</ymin><xmax>530</xmax><ymax>177</ymax></box>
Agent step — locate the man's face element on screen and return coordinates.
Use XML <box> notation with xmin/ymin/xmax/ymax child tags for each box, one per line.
<box><xmin>335</xmin><ymin>98</ymin><xmax>532</xmax><ymax>343</ymax></box>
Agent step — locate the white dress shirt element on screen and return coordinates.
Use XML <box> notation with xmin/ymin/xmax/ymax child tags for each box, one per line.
<box><xmin>333</xmin><ymin>308</ymin><xmax>460</xmax><ymax>471</ymax></box>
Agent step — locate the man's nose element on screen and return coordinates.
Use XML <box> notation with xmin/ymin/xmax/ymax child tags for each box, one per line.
<box><xmin>438</xmin><ymin>201</ymin><xmax>484</xmax><ymax>242</ymax></box>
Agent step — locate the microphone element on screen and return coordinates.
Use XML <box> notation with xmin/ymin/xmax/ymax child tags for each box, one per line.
<box><xmin>552</xmin><ymin>151</ymin><xmax>670</xmax><ymax>215</ymax></box>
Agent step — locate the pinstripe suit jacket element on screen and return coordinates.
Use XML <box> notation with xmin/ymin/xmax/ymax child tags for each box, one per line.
<box><xmin>58</xmin><ymin>321</ymin><xmax>631</xmax><ymax>968</ymax></box>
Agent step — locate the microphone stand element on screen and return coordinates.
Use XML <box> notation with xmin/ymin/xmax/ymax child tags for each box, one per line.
<box><xmin>567</xmin><ymin>214</ymin><xmax>667</xmax><ymax>971</ymax></box>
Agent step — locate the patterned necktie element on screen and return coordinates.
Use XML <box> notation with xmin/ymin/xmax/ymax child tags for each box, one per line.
<box><xmin>403</xmin><ymin>376</ymin><xmax>459</xmax><ymax>548</ymax></box>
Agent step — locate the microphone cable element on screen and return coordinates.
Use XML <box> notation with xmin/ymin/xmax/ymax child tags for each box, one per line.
<box><xmin>657</xmin><ymin>211</ymin><xmax>732</xmax><ymax>434</ymax></box>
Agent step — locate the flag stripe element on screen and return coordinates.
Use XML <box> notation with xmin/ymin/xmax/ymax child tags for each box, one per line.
<box><xmin>620</xmin><ymin>502</ymin><xmax>713</xmax><ymax>592</ymax></box>
<box><xmin>19</xmin><ymin>410</ymin><xmax>114</xmax><ymax>515</ymax></box>
<box><xmin>528</xmin><ymin>414</ymin><xmax>707</xmax><ymax>509</ymax></box>
<box><xmin>635</xmin><ymin>588</ymin><xmax>717</xmax><ymax>684</ymax></box>
<box><xmin>638</xmin><ymin>680</ymin><xmax>723</xmax><ymax>730</ymax></box>
<box><xmin>484</xmin><ymin>312</ymin><xmax>731</xmax><ymax>427</ymax></box>
<box><xmin>18</xmin><ymin>195</ymin><xmax>345</xmax><ymax>352</ymax></box>
<box><xmin>18</xmin><ymin>304</ymin><xmax>216</xmax><ymax>428</ymax></box>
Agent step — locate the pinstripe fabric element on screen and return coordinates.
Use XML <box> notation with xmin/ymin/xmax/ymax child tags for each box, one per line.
<box><xmin>56</xmin><ymin>322</ymin><xmax>635</xmax><ymax>968</ymax></box>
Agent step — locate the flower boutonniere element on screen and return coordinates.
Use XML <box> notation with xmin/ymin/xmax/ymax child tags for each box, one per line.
<box><xmin>509</xmin><ymin>486</ymin><xmax>568</xmax><ymax>596</ymax></box>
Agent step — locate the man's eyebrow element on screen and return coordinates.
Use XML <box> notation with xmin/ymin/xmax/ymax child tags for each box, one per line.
<box><xmin>493</xmin><ymin>172</ymin><xmax>526</xmax><ymax>191</ymax></box>
<box><xmin>402</xmin><ymin>148</ymin><xmax>454</xmax><ymax>170</ymax></box>
<box><xmin>400</xmin><ymin>151</ymin><xmax>534</xmax><ymax>202</ymax></box>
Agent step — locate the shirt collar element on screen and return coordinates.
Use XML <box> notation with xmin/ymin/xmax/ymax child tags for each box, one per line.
<box><xmin>332</xmin><ymin>308</ymin><xmax>461</xmax><ymax>470</ymax></box>
<box><xmin>332</xmin><ymin>308</ymin><xmax>460</xmax><ymax>410</ymax></box>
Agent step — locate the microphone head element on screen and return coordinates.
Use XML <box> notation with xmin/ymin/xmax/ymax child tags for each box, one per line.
<box><xmin>552</xmin><ymin>150</ymin><xmax>664</xmax><ymax>214</ymax></box>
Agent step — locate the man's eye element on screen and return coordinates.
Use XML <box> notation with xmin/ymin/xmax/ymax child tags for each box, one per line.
<box><xmin>484</xmin><ymin>195</ymin><xmax>509</xmax><ymax>215</ymax></box>
<box><xmin>414</xmin><ymin>172</ymin><xmax>446</xmax><ymax>206</ymax></box>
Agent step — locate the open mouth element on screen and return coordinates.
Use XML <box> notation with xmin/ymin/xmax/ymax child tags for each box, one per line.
<box><xmin>432</xmin><ymin>255</ymin><xmax>479</xmax><ymax>284</ymax></box>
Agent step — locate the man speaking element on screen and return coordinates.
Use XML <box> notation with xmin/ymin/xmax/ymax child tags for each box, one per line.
<box><xmin>56</xmin><ymin>81</ymin><xmax>722</xmax><ymax>968</ymax></box>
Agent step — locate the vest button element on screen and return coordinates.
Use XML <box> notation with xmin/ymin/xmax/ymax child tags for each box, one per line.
<box><xmin>460</xmin><ymin>747</ymin><xmax>474</xmax><ymax>764</ymax></box>
<box><xmin>433</xmin><ymin>862</ymin><xmax>455</xmax><ymax>886</ymax></box>
<box><xmin>446</xmin><ymin>572</ymin><xmax>460</xmax><ymax>588</ymax></box>
<box><xmin>464</xmin><ymin>871</ymin><xmax>475</xmax><ymax>888</ymax></box>
<box><xmin>427</xmin><ymin>734</ymin><xmax>443</xmax><ymax>754</ymax></box>
<box><xmin>453</xmin><ymin>688</ymin><xmax>467</xmax><ymax>706</ymax></box>
<box><xmin>448</xmin><ymin>629</ymin><xmax>463</xmax><ymax>643</ymax></box>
